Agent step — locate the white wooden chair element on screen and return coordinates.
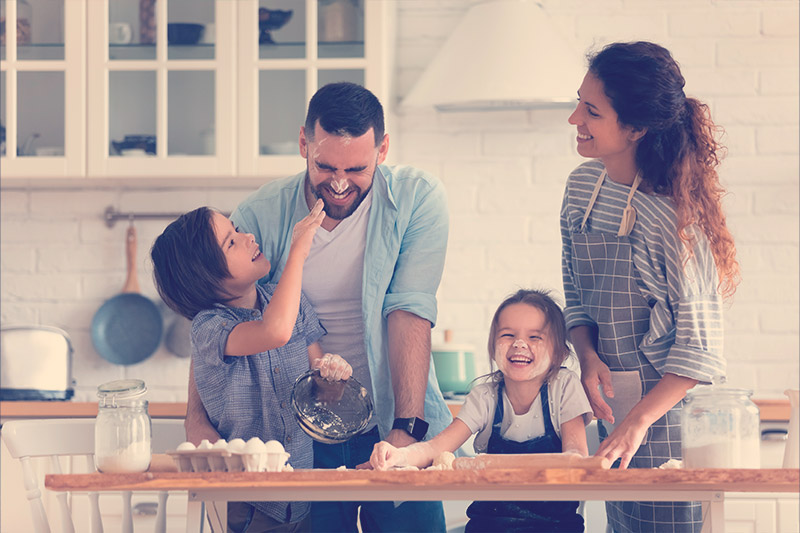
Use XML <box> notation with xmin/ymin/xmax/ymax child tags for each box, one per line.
<box><xmin>2</xmin><ymin>418</ymin><xmax>186</xmax><ymax>533</ymax></box>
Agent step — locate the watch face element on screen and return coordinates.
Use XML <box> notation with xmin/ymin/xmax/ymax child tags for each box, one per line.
<box><xmin>394</xmin><ymin>417</ymin><xmax>428</xmax><ymax>440</ymax></box>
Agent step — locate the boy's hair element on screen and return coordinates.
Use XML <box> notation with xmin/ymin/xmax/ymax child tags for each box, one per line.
<box><xmin>150</xmin><ymin>207</ymin><xmax>233</xmax><ymax>320</ymax></box>
<box><xmin>486</xmin><ymin>288</ymin><xmax>571</xmax><ymax>385</ymax></box>
<box><xmin>304</xmin><ymin>82</ymin><xmax>385</xmax><ymax>147</ymax></box>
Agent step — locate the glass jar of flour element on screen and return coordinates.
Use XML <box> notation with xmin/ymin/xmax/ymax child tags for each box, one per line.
<box><xmin>95</xmin><ymin>379</ymin><xmax>152</xmax><ymax>473</ymax></box>
<box><xmin>681</xmin><ymin>384</ymin><xmax>760</xmax><ymax>468</ymax></box>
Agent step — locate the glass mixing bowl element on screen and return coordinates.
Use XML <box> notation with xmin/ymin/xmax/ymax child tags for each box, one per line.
<box><xmin>290</xmin><ymin>369</ymin><xmax>373</xmax><ymax>444</ymax></box>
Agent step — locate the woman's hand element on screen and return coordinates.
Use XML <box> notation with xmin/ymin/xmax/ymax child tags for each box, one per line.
<box><xmin>290</xmin><ymin>198</ymin><xmax>325</xmax><ymax>258</ymax></box>
<box><xmin>594</xmin><ymin>415</ymin><xmax>649</xmax><ymax>469</ymax></box>
<box><xmin>312</xmin><ymin>353</ymin><xmax>352</xmax><ymax>381</ymax></box>
<box><xmin>370</xmin><ymin>441</ymin><xmax>408</xmax><ymax>471</ymax></box>
<box><xmin>579</xmin><ymin>351</ymin><xmax>615</xmax><ymax>424</ymax></box>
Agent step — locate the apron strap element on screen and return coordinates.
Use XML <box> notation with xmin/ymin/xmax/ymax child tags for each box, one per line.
<box><xmin>579</xmin><ymin>170</ymin><xmax>642</xmax><ymax>236</ymax></box>
<box><xmin>617</xmin><ymin>172</ymin><xmax>642</xmax><ymax>237</ymax></box>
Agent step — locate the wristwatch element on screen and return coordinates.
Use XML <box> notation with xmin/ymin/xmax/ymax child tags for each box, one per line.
<box><xmin>392</xmin><ymin>417</ymin><xmax>429</xmax><ymax>441</ymax></box>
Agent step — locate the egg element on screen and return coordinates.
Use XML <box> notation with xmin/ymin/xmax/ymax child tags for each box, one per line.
<box><xmin>244</xmin><ymin>437</ymin><xmax>267</xmax><ymax>454</ymax></box>
<box><xmin>176</xmin><ymin>441</ymin><xmax>196</xmax><ymax>451</ymax></box>
<box><xmin>197</xmin><ymin>439</ymin><xmax>213</xmax><ymax>450</ymax></box>
<box><xmin>212</xmin><ymin>438</ymin><xmax>228</xmax><ymax>449</ymax></box>
<box><xmin>227</xmin><ymin>438</ymin><xmax>246</xmax><ymax>453</ymax></box>
<box><xmin>263</xmin><ymin>440</ymin><xmax>285</xmax><ymax>454</ymax></box>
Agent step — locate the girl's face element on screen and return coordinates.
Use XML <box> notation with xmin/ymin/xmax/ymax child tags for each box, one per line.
<box><xmin>492</xmin><ymin>303</ymin><xmax>554</xmax><ymax>383</ymax></box>
<box><xmin>567</xmin><ymin>72</ymin><xmax>640</xmax><ymax>168</ymax></box>
<box><xmin>211</xmin><ymin>212</ymin><xmax>270</xmax><ymax>294</ymax></box>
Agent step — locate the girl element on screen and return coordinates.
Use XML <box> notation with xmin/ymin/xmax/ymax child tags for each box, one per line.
<box><xmin>561</xmin><ymin>41</ymin><xmax>740</xmax><ymax>532</ymax></box>
<box><xmin>370</xmin><ymin>289</ymin><xmax>592</xmax><ymax>533</ymax></box>
<box><xmin>151</xmin><ymin>199</ymin><xmax>352</xmax><ymax>532</ymax></box>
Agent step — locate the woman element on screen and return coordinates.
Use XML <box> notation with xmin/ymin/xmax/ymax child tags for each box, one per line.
<box><xmin>560</xmin><ymin>41</ymin><xmax>740</xmax><ymax>532</ymax></box>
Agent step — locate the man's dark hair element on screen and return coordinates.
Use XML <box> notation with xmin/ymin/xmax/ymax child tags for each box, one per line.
<box><xmin>304</xmin><ymin>82</ymin><xmax>385</xmax><ymax>147</ymax></box>
<box><xmin>150</xmin><ymin>207</ymin><xmax>233</xmax><ymax>319</ymax></box>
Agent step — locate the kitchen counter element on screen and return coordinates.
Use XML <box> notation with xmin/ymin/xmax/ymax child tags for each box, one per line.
<box><xmin>0</xmin><ymin>401</ymin><xmax>187</xmax><ymax>419</ymax></box>
<box><xmin>1</xmin><ymin>398</ymin><xmax>791</xmax><ymax>421</ymax></box>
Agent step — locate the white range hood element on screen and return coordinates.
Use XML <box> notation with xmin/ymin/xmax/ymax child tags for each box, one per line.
<box><xmin>401</xmin><ymin>0</ymin><xmax>585</xmax><ymax>112</ymax></box>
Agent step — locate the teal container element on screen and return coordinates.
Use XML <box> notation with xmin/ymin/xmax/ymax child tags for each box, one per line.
<box><xmin>432</xmin><ymin>342</ymin><xmax>476</xmax><ymax>394</ymax></box>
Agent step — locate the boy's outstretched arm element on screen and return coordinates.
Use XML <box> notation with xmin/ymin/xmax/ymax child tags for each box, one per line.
<box><xmin>225</xmin><ymin>199</ymin><xmax>325</xmax><ymax>356</ymax></box>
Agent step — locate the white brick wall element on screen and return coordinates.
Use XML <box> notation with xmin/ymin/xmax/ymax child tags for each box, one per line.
<box><xmin>0</xmin><ymin>0</ymin><xmax>797</xmax><ymax>400</ymax></box>
<box><xmin>393</xmin><ymin>0</ymin><xmax>799</xmax><ymax>393</ymax></box>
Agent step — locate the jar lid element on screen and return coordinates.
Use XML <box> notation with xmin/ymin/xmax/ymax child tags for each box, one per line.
<box><xmin>97</xmin><ymin>379</ymin><xmax>147</xmax><ymax>400</ymax></box>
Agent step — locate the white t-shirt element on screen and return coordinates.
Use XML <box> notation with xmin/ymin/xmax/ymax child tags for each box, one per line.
<box><xmin>456</xmin><ymin>368</ymin><xmax>592</xmax><ymax>453</ymax></box>
<box><xmin>302</xmin><ymin>189</ymin><xmax>375</xmax><ymax>418</ymax></box>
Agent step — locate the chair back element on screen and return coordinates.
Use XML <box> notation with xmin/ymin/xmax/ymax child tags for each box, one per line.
<box><xmin>2</xmin><ymin>418</ymin><xmax>186</xmax><ymax>533</ymax></box>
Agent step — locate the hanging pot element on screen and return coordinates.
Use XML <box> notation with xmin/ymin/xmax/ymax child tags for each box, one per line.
<box><xmin>165</xmin><ymin>313</ymin><xmax>193</xmax><ymax>358</ymax></box>
<box><xmin>91</xmin><ymin>224</ymin><xmax>163</xmax><ymax>365</ymax></box>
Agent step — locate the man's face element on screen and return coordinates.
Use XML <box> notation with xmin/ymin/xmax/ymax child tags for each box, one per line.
<box><xmin>300</xmin><ymin>122</ymin><xmax>389</xmax><ymax>221</ymax></box>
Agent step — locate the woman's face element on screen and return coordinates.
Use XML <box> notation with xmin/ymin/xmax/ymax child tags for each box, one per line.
<box><xmin>211</xmin><ymin>212</ymin><xmax>270</xmax><ymax>295</ymax></box>
<box><xmin>568</xmin><ymin>72</ymin><xmax>640</xmax><ymax>168</ymax></box>
<box><xmin>492</xmin><ymin>303</ymin><xmax>554</xmax><ymax>383</ymax></box>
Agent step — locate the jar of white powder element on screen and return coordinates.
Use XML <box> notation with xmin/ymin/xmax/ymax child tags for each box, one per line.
<box><xmin>94</xmin><ymin>379</ymin><xmax>152</xmax><ymax>473</ymax></box>
<box><xmin>681</xmin><ymin>384</ymin><xmax>760</xmax><ymax>468</ymax></box>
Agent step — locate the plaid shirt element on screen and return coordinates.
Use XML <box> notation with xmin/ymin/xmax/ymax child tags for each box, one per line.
<box><xmin>192</xmin><ymin>283</ymin><xmax>325</xmax><ymax>523</ymax></box>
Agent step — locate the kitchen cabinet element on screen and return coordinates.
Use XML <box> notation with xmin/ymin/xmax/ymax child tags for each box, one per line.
<box><xmin>0</xmin><ymin>0</ymin><xmax>392</xmax><ymax>183</ymax></box>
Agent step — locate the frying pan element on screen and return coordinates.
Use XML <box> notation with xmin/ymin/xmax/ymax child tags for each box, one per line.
<box><xmin>91</xmin><ymin>223</ymin><xmax>163</xmax><ymax>365</ymax></box>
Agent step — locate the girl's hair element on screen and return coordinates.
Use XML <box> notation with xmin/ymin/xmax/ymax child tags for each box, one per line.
<box><xmin>150</xmin><ymin>207</ymin><xmax>234</xmax><ymax>320</ymax></box>
<box><xmin>486</xmin><ymin>289</ymin><xmax>571</xmax><ymax>385</ymax></box>
<box><xmin>589</xmin><ymin>41</ymin><xmax>740</xmax><ymax>298</ymax></box>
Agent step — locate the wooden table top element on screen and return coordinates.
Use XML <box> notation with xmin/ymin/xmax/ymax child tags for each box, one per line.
<box><xmin>46</xmin><ymin>468</ymin><xmax>800</xmax><ymax>495</ymax></box>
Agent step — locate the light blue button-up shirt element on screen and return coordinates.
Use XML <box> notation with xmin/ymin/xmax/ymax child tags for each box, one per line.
<box><xmin>231</xmin><ymin>164</ymin><xmax>453</xmax><ymax>439</ymax></box>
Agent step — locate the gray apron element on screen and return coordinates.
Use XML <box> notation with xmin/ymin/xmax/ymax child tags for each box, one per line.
<box><xmin>571</xmin><ymin>171</ymin><xmax>702</xmax><ymax>533</ymax></box>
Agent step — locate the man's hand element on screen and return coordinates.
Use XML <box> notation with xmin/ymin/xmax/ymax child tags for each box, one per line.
<box><xmin>355</xmin><ymin>429</ymin><xmax>419</xmax><ymax>469</ymax></box>
<box><xmin>370</xmin><ymin>440</ymin><xmax>408</xmax><ymax>471</ymax></box>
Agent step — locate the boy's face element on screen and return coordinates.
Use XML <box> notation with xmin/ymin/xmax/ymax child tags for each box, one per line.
<box><xmin>299</xmin><ymin>122</ymin><xmax>389</xmax><ymax>221</ymax></box>
<box><xmin>211</xmin><ymin>212</ymin><xmax>270</xmax><ymax>295</ymax></box>
<box><xmin>492</xmin><ymin>303</ymin><xmax>553</xmax><ymax>384</ymax></box>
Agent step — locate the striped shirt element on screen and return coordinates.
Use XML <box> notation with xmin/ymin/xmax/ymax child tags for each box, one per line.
<box><xmin>192</xmin><ymin>283</ymin><xmax>326</xmax><ymax>523</ymax></box>
<box><xmin>560</xmin><ymin>159</ymin><xmax>725</xmax><ymax>382</ymax></box>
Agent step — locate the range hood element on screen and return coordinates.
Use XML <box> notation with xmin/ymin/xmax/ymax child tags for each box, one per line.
<box><xmin>401</xmin><ymin>0</ymin><xmax>585</xmax><ymax>112</ymax></box>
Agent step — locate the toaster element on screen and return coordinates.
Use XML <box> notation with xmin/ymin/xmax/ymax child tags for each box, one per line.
<box><xmin>0</xmin><ymin>325</ymin><xmax>75</xmax><ymax>400</ymax></box>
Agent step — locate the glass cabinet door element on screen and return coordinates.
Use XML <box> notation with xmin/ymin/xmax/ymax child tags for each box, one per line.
<box><xmin>87</xmin><ymin>0</ymin><xmax>235</xmax><ymax>177</ymax></box>
<box><xmin>0</xmin><ymin>0</ymin><xmax>85</xmax><ymax>178</ymax></box>
<box><xmin>239</xmin><ymin>0</ymin><xmax>386</xmax><ymax>178</ymax></box>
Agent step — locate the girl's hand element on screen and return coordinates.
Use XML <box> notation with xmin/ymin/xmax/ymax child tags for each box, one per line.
<box><xmin>579</xmin><ymin>352</ymin><xmax>615</xmax><ymax>424</ymax></box>
<box><xmin>370</xmin><ymin>441</ymin><xmax>407</xmax><ymax>471</ymax></box>
<box><xmin>594</xmin><ymin>416</ymin><xmax>649</xmax><ymax>469</ymax></box>
<box><xmin>290</xmin><ymin>199</ymin><xmax>325</xmax><ymax>258</ymax></box>
<box><xmin>313</xmin><ymin>353</ymin><xmax>352</xmax><ymax>381</ymax></box>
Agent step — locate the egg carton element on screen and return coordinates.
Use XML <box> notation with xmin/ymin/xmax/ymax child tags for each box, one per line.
<box><xmin>166</xmin><ymin>449</ymin><xmax>291</xmax><ymax>473</ymax></box>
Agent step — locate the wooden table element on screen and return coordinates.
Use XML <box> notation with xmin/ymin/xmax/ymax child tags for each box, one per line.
<box><xmin>46</xmin><ymin>467</ymin><xmax>799</xmax><ymax>533</ymax></box>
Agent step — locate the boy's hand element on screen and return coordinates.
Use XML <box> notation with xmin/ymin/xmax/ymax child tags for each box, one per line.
<box><xmin>291</xmin><ymin>198</ymin><xmax>325</xmax><ymax>258</ymax></box>
<box><xmin>313</xmin><ymin>353</ymin><xmax>352</xmax><ymax>382</ymax></box>
<box><xmin>370</xmin><ymin>441</ymin><xmax>407</xmax><ymax>471</ymax></box>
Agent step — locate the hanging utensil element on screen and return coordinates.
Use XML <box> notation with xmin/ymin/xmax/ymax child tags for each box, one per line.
<box><xmin>91</xmin><ymin>221</ymin><xmax>163</xmax><ymax>365</ymax></box>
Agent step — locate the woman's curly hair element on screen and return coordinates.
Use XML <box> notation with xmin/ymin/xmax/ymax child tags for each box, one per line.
<box><xmin>589</xmin><ymin>41</ymin><xmax>741</xmax><ymax>298</ymax></box>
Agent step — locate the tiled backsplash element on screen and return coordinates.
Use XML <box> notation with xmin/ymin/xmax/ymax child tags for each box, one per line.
<box><xmin>1</xmin><ymin>0</ymin><xmax>797</xmax><ymax>400</ymax></box>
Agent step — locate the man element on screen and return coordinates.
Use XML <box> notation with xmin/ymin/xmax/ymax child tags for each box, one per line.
<box><xmin>186</xmin><ymin>82</ymin><xmax>451</xmax><ymax>532</ymax></box>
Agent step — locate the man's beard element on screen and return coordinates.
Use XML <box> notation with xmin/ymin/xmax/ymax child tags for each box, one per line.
<box><xmin>305</xmin><ymin>170</ymin><xmax>371</xmax><ymax>221</ymax></box>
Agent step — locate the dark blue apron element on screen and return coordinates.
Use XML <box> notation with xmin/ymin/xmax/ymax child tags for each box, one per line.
<box><xmin>464</xmin><ymin>381</ymin><xmax>584</xmax><ymax>533</ymax></box>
